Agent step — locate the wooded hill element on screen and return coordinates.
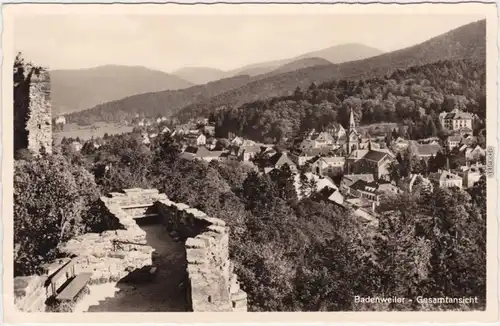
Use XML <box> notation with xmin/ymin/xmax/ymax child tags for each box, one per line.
<box><xmin>211</xmin><ymin>59</ymin><xmax>486</xmax><ymax>144</ymax></box>
<box><xmin>67</xmin><ymin>19</ymin><xmax>485</xmax><ymax>126</ymax></box>
<box><xmin>51</xmin><ymin>65</ymin><xmax>194</xmax><ymax>115</ymax></box>
<box><xmin>175</xmin><ymin>19</ymin><xmax>485</xmax><ymax>122</ymax></box>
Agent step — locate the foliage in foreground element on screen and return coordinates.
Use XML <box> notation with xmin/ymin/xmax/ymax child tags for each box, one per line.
<box><xmin>14</xmin><ymin>154</ymin><xmax>100</xmax><ymax>276</ymax></box>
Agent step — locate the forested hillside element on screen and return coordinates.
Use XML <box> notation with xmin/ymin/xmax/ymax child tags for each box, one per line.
<box><xmin>51</xmin><ymin>65</ymin><xmax>193</xmax><ymax>115</ymax></box>
<box><xmin>66</xmin><ymin>20</ymin><xmax>484</xmax><ymax>125</ymax></box>
<box><xmin>66</xmin><ymin>74</ymin><xmax>252</xmax><ymax>125</ymax></box>
<box><xmin>211</xmin><ymin>59</ymin><xmax>486</xmax><ymax>143</ymax></box>
<box><xmin>175</xmin><ymin>19</ymin><xmax>485</xmax><ymax>122</ymax></box>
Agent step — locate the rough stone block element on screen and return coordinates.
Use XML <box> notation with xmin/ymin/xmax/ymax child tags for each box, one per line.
<box><xmin>204</xmin><ymin>217</ymin><xmax>226</xmax><ymax>227</ymax></box>
<box><xmin>231</xmin><ymin>290</ymin><xmax>247</xmax><ymax>301</ymax></box>
<box><xmin>185</xmin><ymin>208</ymin><xmax>207</xmax><ymax>218</ymax></box>
<box><xmin>174</xmin><ymin>203</ymin><xmax>190</xmax><ymax>210</ymax></box>
<box><xmin>186</xmin><ymin>249</ymin><xmax>207</xmax><ymax>265</ymax></box>
<box><xmin>195</xmin><ymin>234</ymin><xmax>215</xmax><ymax>247</ymax></box>
<box><xmin>232</xmin><ymin>298</ymin><xmax>247</xmax><ymax>309</ymax></box>
<box><xmin>123</xmin><ymin>188</ymin><xmax>144</xmax><ymax>194</ymax></box>
<box><xmin>186</xmin><ymin>238</ymin><xmax>207</xmax><ymax>249</ymax></box>
<box><xmin>232</xmin><ymin>305</ymin><xmax>247</xmax><ymax>312</ymax></box>
<box><xmin>207</xmin><ymin>225</ymin><xmax>226</xmax><ymax>234</ymax></box>
<box><xmin>158</xmin><ymin>199</ymin><xmax>174</xmax><ymax>206</ymax></box>
<box><xmin>14</xmin><ymin>276</ymin><xmax>46</xmax><ymax>298</ymax></box>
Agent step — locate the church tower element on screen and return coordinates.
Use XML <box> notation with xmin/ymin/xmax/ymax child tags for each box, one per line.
<box><xmin>346</xmin><ymin>108</ymin><xmax>359</xmax><ymax>155</ymax></box>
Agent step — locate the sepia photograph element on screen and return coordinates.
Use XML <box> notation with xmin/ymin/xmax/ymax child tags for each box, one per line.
<box><xmin>2</xmin><ymin>2</ymin><xmax>498</xmax><ymax>323</ymax></box>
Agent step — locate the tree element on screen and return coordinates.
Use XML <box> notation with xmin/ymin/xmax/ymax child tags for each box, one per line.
<box><xmin>309</xmin><ymin>177</ymin><xmax>318</xmax><ymax>194</ymax></box>
<box><xmin>14</xmin><ymin>154</ymin><xmax>100</xmax><ymax>276</ymax></box>
<box><xmin>299</xmin><ymin>172</ymin><xmax>310</xmax><ymax>198</ymax></box>
<box><xmin>269</xmin><ymin>164</ymin><xmax>298</xmax><ymax>202</ymax></box>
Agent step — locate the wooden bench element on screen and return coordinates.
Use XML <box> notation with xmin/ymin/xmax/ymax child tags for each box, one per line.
<box><xmin>55</xmin><ymin>273</ymin><xmax>93</xmax><ymax>302</ymax></box>
<box><xmin>47</xmin><ymin>259</ymin><xmax>77</xmax><ymax>297</ymax></box>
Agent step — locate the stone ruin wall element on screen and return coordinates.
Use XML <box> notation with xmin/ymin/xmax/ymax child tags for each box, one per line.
<box><xmin>14</xmin><ymin>188</ymin><xmax>247</xmax><ymax>312</ymax></box>
<box><xmin>14</xmin><ymin>67</ymin><xmax>52</xmax><ymax>155</ymax></box>
<box><xmin>155</xmin><ymin>198</ymin><xmax>248</xmax><ymax>312</ymax></box>
<box><xmin>27</xmin><ymin>70</ymin><xmax>53</xmax><ymax>154</ymax></box>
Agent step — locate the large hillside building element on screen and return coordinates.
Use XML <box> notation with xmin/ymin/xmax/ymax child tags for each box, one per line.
<box><xmin>439</xmin><ymin>109</ymin><xmax>473</xmax><ymax>131</ymax></box>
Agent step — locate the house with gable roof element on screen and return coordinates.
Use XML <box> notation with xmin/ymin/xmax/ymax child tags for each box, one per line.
<box><xmin>289</xmin><ymin>147</ymin><xmax>333</xmax><ymax>166</ymax></box>
<box><xmin>345</xmin><ymin>146</ymin><xmax>394</xmax><ymax>181</ymax></box>
<box><xmin>267</xmin><ymin>152</ymin><xmax>297</xmax><ymax>173</ymax></box>
<box><xmin>238</xmin><ymin>145</ymin><xmax>262</xmax><ymax>162</ymax></box>
<box><xmin>439</xmin><ymin>109</ymin><xmax>474</xmax><ymax>131</ymax></box>
<box><xmin>465</xmin><ymin>145</ymin><xmax>486</xmax><ymax>162</ymax></box>
<box><xmin>428</xmin><ymin>169</ymin><xmax>463</xmax><ymax>190</ymax></box>
<box><xmin>408</xmin><ymin>141</ymin><xmax>442</xmax><ymax>160</ymax></box>
<box><xmin>309</xmin><ymin>155</ymin><xmax>346</xmax><ymax>177</ymax></box>
<box><xmin>456</xmin><ymin>163</ymin><xmax>485</xmax><ymax>188</ymax></box>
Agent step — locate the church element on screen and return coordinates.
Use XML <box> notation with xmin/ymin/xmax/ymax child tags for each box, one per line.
<box><xmin>343</xmin><ymin>109</ymin><xmax>395</xmax><ymax>181</ymax></box>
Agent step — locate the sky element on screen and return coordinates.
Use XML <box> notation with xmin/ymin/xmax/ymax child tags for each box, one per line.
<box><xmin>14</xmin><ymin>14</ymin><xmax>483</xmax><ymax>73</ymax></box>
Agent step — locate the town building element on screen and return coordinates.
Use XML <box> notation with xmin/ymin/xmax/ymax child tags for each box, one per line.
<box><xmin>70</xmin><ymin>141</ymin><xmax>83</xmax><ymax>152</ymax></box>
<box><xmin>446</xmin><ymin>135</ymin><xmax>462</xmax><ymax>150</ymax></box>
<box><xmin>348</xmin><ymin>180</ymin><xmax>380</xmax><ymax>204</ymax></box>
<box><xmin>267</xmin><ymin>152</ymin><xmax>297</xmax><ymax>172</ymax></box>
<box><xmin>456</xmin><ymin>163</ymin><xmax>485</xmax><ymax>188</ymax></box>
<box><xmin>185</xmin><ymin>133</ymin><xmax>206</xmax><ymax>147</ymax></box>
<box><xmin>464</xmin><ymin>145</ymin><xmax>486</xmax><ymax>162</ymax></box>
<box><xmin>309</xmin><ymin>156</ymin><xmax>345</xmax><ymax>177</ymax></box>
<box><xmin>203</xmin><ymin>125</ymin><xmax>216</xmax><ymax>136</ymax></box>
<box><xmin>316</xmin><ymin>186</ymin><xmax>344</xmax><ymax>206</ymax></box>
<box><xmin>392</xmin><ymin>137</ymin><xmax>410</xmax><ymax>151</ymax></box>
<box><xmin>408</xmin><ymin>174</ymin><xmax>433</xmax><ymax>193</ymax></box>
<box><xmin>299</xmin><ymin>130</ymin><xmax>335</xmax><ymax>149</ymax></box>
<box><xmin>378</xmin><ymin>183</ymin><xmax>402</xmax><ymax>196</ymax></box>
<box><xmin>439</xmin><ymin>109</ymin><xmax>473</xmax><ymax>131</ymax></box>
<box><xmin>428</xmin><ymin>170</ymin><xmax>463</xmax><ymax>189</ymax></box>
<box><xmin>238</xmin><ymin>145</ymin><xmax>262</xmax><ymax>162</ymax></box>
<box><xmin>455</xmin><ymin>127</ymin><xmax>474</xmax><ymax>137</ymax></box>
<box><xmin>340</xmin><ymin>174</ymin><xmax>375</xmax><ymax>192</ymax></box>
<box><xmin>181</xmin><ymin>146</ymin><xmax>225</xmax><ymax>162</ymax></box>
<box><xmin>346</xmin><ymin>109</ymin><xmax>361</xmax><ymax>155</ymax></box>
<box><xmin>289</xmin><ymin>147</ymin><xmax>333</xmax><ymax>166</ymax></box>
<box><xmin>55</xmin><ymin>116</ymin><xmax>66</xmax><ymax>125</ymax></box>
<box><xmin>205</xmin><ymin>137</ymin><xmax>217</xmax><ymax>150</ymax></box>
<box><xmin>231</xmin><ymin>136</ymin><xmax>244</xmax><ymax>147</ymax></box>
<box><xmin>294</xmin><ymin>173</ymin><xmax>338</xmax><ymax>199</ymax></box>
<box><xmin>408</xmin><ymin>141</ymin><xmax>442</xmax><ymax>160</ymax></box>
<box><xmin>345</xmin><ymin>147</ymin><xmax>394</xmax><ymax>180</ymax></box>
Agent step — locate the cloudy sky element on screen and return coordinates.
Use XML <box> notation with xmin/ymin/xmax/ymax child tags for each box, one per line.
<box><xmin>14</xmin><ymin>13</ymin><xmax>483</xmax><ymax>72</ymax></box>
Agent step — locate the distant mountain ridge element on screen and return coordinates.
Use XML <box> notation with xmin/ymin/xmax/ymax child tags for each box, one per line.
<box><xmin>173</xmin><ymin>19</ymin><xmax>486</xmax><ymax>122</ymax></box>
<box><xmin>172</xmin><ymin>67</ymin><xmax>228</xmax><ymax>85</ymax></box>
<box><xmin>51</xmin><ymin>65</ymin><xmax>194</xmax><ymax>115</ymax></box>
<box><xmin>172</xmin><ymin>43</ymin><xmax>384</xmax><ymax>84</ymax></box>
<box><xmin>65</xmin><ymin>74</ymin><xmax>252</xmax><ymax>125</ymax></box>
<box><xmin>67</xmin><ymin>20</ymin><xmax>485</xmax><ymax>125</ymax></box>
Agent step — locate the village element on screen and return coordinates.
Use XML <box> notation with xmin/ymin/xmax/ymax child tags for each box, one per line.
<box><xmin>54</xmin><ymin>106</ymin><xmax>486</xmax><ymax>225</ymax></box>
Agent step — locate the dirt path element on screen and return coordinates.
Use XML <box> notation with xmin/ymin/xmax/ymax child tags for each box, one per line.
<box><xmin>83</xmin><ymin>223</ymin><xmax>188</xmax><ymax>312</ymax></box>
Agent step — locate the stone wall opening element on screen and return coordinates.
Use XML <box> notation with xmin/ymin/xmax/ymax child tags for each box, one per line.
<box><xmin>14</xmin><ymin>188</ymin><xmax>247</xmax><ymax>313</ymax></box>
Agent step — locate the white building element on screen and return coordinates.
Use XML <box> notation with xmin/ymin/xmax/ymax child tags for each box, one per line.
<box><xmin>55</xmin><ymin>116</ymin><xmax>66</xmax><ymax>125</ymax></box>
<box><xmin>439</xmin><ymin>109</ymin><xmax>473</xmax><ymax>131</ymax></box>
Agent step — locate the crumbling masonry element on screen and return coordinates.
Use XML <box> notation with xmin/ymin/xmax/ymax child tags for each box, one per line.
<box><xmin>14</xmin><ymin>188</ymin><xmax>247</xmax><ymax>312</ymax></box>
<box><xmin>13</xmin><ymin>65</ymin><xmax>52</xmax><ymax>155</ymax></box>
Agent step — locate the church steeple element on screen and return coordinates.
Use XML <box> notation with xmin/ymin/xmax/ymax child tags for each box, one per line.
<box><xmin>346</xmin><ymin>108</ymin><xmax>359</xmax><ymax>155</ymax></box>
<box><xmin>349</xmin><ymin>108</ymin><xmax>356</xmax><ymax>132</ymax></box>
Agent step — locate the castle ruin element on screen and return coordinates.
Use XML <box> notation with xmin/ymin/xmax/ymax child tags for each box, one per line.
<box><xmin>14</xmin><ymin>188</ymin><xmax>247</xmax><ymax>313</ymax></box>
<box><xmin>14</xmin><ymin>60</ymin><xmax>52</xmax><ymax>155</ymax></box>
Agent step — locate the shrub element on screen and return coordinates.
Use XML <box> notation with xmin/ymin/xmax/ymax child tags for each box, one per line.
<box><xmin>14</xmin><ymin>154</ymin><xmax>101</xmax><ymax>276</ymax></box>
